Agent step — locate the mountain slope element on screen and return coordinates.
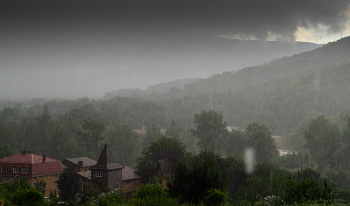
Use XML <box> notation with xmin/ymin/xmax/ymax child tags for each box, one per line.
<box><xmin>182</xmin><ymin>36</ymin><xmax>350</xmax><ymax>95</ymax></box>
<box><xmin>1</xmin><ymin>37</ymin><xmax>321</xmax><ymax>100</ymax></box>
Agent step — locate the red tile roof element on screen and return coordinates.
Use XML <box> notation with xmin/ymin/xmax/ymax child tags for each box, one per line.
<box><xmin>0</xmin><ymin>153</ymin><xmax>63</xmax><ymax>176</ymax></box>
<box><xmin>0</xmin><ymin>153</ymin><xmax>56</xmax><ymax>164</ymax></box>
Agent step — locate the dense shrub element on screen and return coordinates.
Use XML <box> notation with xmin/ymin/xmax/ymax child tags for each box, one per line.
<box><xmin>133</xmin><ymin>178</ymin><xmax>178</xmax><ymax>206</ymax></box>
<box><xmin>284</xmin><ymin>176</ymin><xmax>334</xmax><ymax>204</ymax></box>
<box><xmin>98</xmin><ymin>192</ymin><xmax>124</xmax><ymax>206</ymax></box>
<box><xmin>203</xmin><ymin>188</ymin><xmax>229</xmax><ymax>206</ymax></box>
<box><xmin>12</xmin><ymin>189</ymin><xmax>45</xmax><ymax>206</ymax></box>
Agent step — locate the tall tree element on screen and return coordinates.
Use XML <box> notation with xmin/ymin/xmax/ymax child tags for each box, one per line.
<box><xmin>224</xmin><ymin>129</ymin><xmax>246</xmax><ymax>158</ymax></box>
<box><xmin>245</xmin><ymin>123</ymin><xmax>279</xmax><ymax>163</ymax></box>
<box><xmin>167</xmin><ymin>151</ymin><xmax>227</xmax><ymax>204</ymax></box>
<box><xmin>108</xmin><ymin>124</ymin><xmax>140</xmax><ymax>167</ymax></box>
<box><xmin>304</xmin><ymin>115</ymin><xmax>342</xmax><ymax>171</ymax></box>
<box><xmin>56</xmin><ymin>170</ymin><xmax>81</xmax><ymax>202</ymax></box>
<box><xmin>37</xmin><ymin>104</ymin><xmax>52</xmax><ymax>154</ymax></box>
<box><xmin>74</xmin><ymin>118</ymin><xmax>106</xmax><ymax>155</ymax></box>
<box><xmin>192</xmin><ymin>110</ymin><xmax>227</xmax><ymax>153</ymax></box>
<box><xmin>166</xmin><ymin>126</ymin><xmax>198</xmax><ymax>153</ymax></box>
<box><xmin>143</xmin><ymin>123</ymin><xmax>161</xmax><ymax>148</ymax></box>
<box><xmin>136</xmin><ymin>136</ymin><xmax>185</xmax><ymax>183</ymax></box>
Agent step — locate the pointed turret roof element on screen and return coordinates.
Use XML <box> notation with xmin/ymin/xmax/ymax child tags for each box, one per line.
<box><xmin>90</xmin><ymin>144</ymin><xmax>124</xmax><ymax>170</ymax></box>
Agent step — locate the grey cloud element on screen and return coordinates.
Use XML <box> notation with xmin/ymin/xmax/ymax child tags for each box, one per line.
<box><xmin>1</xmin><ymin>0</ymin><xmax>349</xmax><ymax>41</ymax></box>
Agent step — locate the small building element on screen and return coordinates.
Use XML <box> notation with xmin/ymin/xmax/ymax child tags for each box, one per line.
<box><xmin>62</xmin><ymin>157</ymin><xmax>97</xmax><ymax>173</ymax></box>
<box><xmin>0</xmin><ymin>150</ymin><xmax>63</xmax><ymax>197</ymax></box>
<box><xmin>90</xmin><ymin>144</ymin><xmax>124</xmax><ymax>193</ymax></box>
<box><xmin>73</xmin><ymin>145</ymin><xmax>142</xmax><ymax>197</ymax></box>
<box><xmin>121</xmin><ymin>166</ymin><xmax>142</xmax><ymax>198</ymax></box>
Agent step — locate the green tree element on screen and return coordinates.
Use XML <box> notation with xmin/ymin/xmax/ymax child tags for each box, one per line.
<box><xmin>143</xmin><ymin>123</ymin><xmax>161</xmax><ymax>148</ymax></box>
<box><xmin>224</xmin><ymin>129</ymin><xmax>245</xmax><ymax>158</ymax></box>
<box><xmin>34</xmin><ymin>180</ymin><xmax>47</xmax><ymax>195</ymax></box>
<box><xmin>133</xmin><ymin>177</ymin><xmax>178</xmax><ymax>206</ymax></box>
<box><xmin>74</xmin><ymin>118</ymin><xmax>106</xmax><ymax>155</ymax></box>
<box><xmin>0</xmin><ymin>107</ymin><xmax>20</xmax><ymax>122</ymax></box>
<box><xmin>167</xmin><ymin>151</ymin><xmax>227</xmax><ymax>204</ymax></box>
<box><xmin>166</xmin><ymin>126</ymin><xmax>198</xmax><ymax>153</ymax></box>
<box><xmin>192</xmin><ymin>110</ymin><xmax>227</xmax><ymax>153</ymax></box>
<box><xmin>36</xmin><ymin>104</ymin><xmax>53</xmax><ymax>154</ymax></box>
<box><xmin>56</xmin><ymin>170</ymin><xmax>81</xmax><ymax>202</ymax></box>
<box><xmin>234</xmin><ymin>163</ymin><xmax>290</xmax><ymax>203</ymax></box>
<box><xmin>245</xmin><ymin>123</ymin><xmax>279</xmax><ymax>163</ymax></box>
<box><xmin>0</xmin><ymin>144</ymin><xmax>14</xmax><ymax>158</ymax></box>
<box><xmin>204</xmin><ymin>188</ymin><xmax>230</xmax><ymax>206</ymax></box>
<box><xmin>304</xmin><ymin>115</ymin><xmax>342</xmax><ymax>171</ymax></box>
<box><xmin>108</xmin><ymin>124</ymin><xmax>140</xmax><ymax>167</ymax></box>
<box><xmin>284</xmin><ymin>176</ymin><xmax>334</xmax><ymax>204</ymax></box>
<box><xmin>136</xmin><ymin>136</ymin><xmax>185</xmax><ymax>183</ymax></box>
<box><xmin>12</xmin><ymin>189</ymin><xmax>45</xmax><ymax>206</ymax></box>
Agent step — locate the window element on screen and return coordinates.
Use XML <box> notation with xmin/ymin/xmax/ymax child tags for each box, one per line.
<box><xmin>0</xmin><ymin>166</ymin><xmax>2</xmax><ymax>173</ymax></box>
<box><xmin>126</xmin><ymin>180</ymin><xmax>131</xmax><ymax>186</ymax></box>
<box><xmin>83</xmin><ymin>184</ymin><xmax>90</xmax><ymax>191</ymax></box>
<box><xmin>114</xmin><ymin>183</ymin><xmax>120</xmax><ymax>190</ymax></box>
<box><xmin>158</xmin><ymin>179</ymin><xmax>163</xmax><ymax>185</ymax></box>
<box><xmin>13</xmin><ymin>167</ymin><xmax>19</xmax><ymax>173</ymax></box>
<box><xmin>82</xmin><ymin>178</ymin><xmax>85</xmax><ymax>183</ymax></box>
<box><xmin>22</xmin><ymin>168</ymin><xmax>28</xmax><ymax>173</ymax></box>
<box><xmin>84</xmin><ymin>168</ymin><xmax>87</xmax><ymax>172</ymax></box>
<box><xmin>96</xmin><ymin>171</ymin><xmax>103</xmax><ymax>177</ymax></box>
<box><xmin>0</xmin><ymin>178</ymin><xmax>2</xmax><ymax>184</ymax></box>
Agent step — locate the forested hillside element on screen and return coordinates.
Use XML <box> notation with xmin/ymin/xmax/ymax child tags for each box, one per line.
<box><xmin>98</xmin><ymin>36</ymin><xmax>350</xmax><ymax>135</ymax></box>
<box><xmin>182</xmin><ymin>36</ymin><xmax>350</xmax><ymax>95</ymax></box>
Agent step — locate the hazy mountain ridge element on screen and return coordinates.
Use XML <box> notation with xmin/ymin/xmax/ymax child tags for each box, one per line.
<box><xmin>103</xmin><ymin>78</ymin><xmax>199</xmax><ymax>99</ymax></box>
<box><xmin>180</xmin><ymin>36</ymin><xmax>350</xmax><ymax>95</ymax></box>
<box><xmin>1</xmin><ymin>37</ymin><xmax>322</xmax><ymax>100</ymax></box>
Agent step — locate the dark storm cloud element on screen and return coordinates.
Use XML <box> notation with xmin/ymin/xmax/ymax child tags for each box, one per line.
<box><xmin>1</xmin><ymin>0</ymin><xmax>350</xmax><ymax>41</ymax></box>
<box><xmin>1</xmin><ymin>0</ymin><xmax>348</xmax><ymax>100</ymax></box>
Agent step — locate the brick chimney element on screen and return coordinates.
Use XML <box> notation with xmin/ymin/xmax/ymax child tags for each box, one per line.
<box><xmin>22</xmin><ymin>150</ymin><xmax>26</xmax><ymax>155</ymax></box>
<box><xmin>43</xmin><ymin>155</ymin><xmax>46</xmax><ymax>161</ymax></box>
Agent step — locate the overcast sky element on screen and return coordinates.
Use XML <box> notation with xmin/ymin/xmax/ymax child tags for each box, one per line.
<box><xmin>1</xmin><ymin>0</ymin><xmax>350</xmax><ymax>100</ymax></box>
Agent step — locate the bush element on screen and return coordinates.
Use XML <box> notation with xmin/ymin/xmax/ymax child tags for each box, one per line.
<box><xmin>204</xmin><ymin>188</ymin><xmax>229</xmax><ymax>206</ymax></box>
<box><xmin>98</xmin><ymin>192</ymin><xmax>123</xmax><ymax>206</ymax></box>
<box><xmin>133</xmin><ymin>177</ymin><xmax>178</xmax><ymax>206</ymax></box>
<box><xmin>12</xmin><ymin>189</ymin><xmax>45</xmax><ymax>206</ymax></box>
<box><xmin>284</xmin><ymin>175</ymin><xmax>334</xmax><ymax>204</ymax></box>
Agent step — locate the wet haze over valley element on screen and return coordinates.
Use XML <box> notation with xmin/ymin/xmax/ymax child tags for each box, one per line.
<box><xmin>1</xmin><ymin>0</ymin><xmax>350</xmax><ymax>100</ymax></box>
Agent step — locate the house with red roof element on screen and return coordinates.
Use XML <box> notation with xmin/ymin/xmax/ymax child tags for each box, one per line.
<box><xmin>0</xmin><ymin>150</ymin><xmax>63</xmax><ymax>197</ymax></box>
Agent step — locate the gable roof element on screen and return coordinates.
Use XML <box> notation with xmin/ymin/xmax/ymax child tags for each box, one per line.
<box><xmin>90</xmin><ymin>144</ymin><xmax>124</xmax><ymax>170</ymax></box>
<box><xmin>64</xmin><ymin>157</ymin><xmax>97</xmax><ymax>167</ymax></box>
<box><xmin>122</xmin><ymin>166</ymin><xmax>141</xmax><ymax>181</ymax></box>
